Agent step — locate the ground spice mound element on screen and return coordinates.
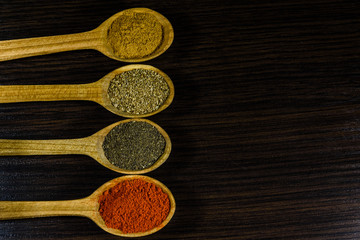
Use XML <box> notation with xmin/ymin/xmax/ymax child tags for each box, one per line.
<box><xmin>98</xmin><ymin>179</ymin><xmax>170</xmax><ymax>233</ymax></box>
<box><xmin>107</xmin><ymin>68</ymin><xmax>170</xmax><ymax>115</ymax></box>
<box><xmin>107</xmin><ymin>12</ymin><xmax>163</xmax><ymax>59</ymax></box>
<box><xmin>102</xmin><ymin>121</ymin><xmax>166</xmax><ymax>171</ymax></box>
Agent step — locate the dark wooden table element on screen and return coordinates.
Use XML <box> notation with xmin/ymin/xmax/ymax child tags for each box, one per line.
<box><xmin>1</xmin><ymin>0</ymin><xmax>360</xmax><ymax>239</ymax></box>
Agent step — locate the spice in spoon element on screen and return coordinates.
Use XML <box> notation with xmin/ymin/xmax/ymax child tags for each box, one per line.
<box><xmin>98</xmin><ymin>178</ymin><xmax>170</xmax><ymax>233</ymax></box>
<box><xmin>107</xmin><ymin>68</ymin><xmax>170</xmax><ymax>115</ymax></box>
<box><xmin>107</xmin><ymin>12</ymin><xmax>163</xmax><ymax>59</ymax></box>
<box><xmin>102</xmin><ymin>121</ymin><xmax>166</xmax><ymax>171</ymax></box>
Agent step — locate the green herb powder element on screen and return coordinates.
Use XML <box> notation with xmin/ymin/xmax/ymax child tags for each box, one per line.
<box><xmin>107</xmin><ymin>68</ymin><xmax>170</xmax><ymax>115</ymax></box>
<box><xmin>102</xmin><ymin>121</ymin><xmax>166</xmax><ymax>171</ymax></box>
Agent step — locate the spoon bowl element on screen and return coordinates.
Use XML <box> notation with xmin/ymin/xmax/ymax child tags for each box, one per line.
<box><xmin>0</xmin><ymin>8</ymin><xmax>174</xmax><ymax>62</ymax></box>
<box><xmin>97</xmin><ymin>64</ymin><xmax>175</xmax><ymax>118</ymax></box>
<box><xmin>0</xmin><ymin>175</ymin><xmax>176</xmax><ymax>237</ymax></box>
<box><xmin>91</xmin><ymin>118</ymin><xmax>172</xmax><ymax>174</ymax></box>
<box><xmin>89</xmin><ymin>175</ymin><xmax>176</xmax><ymax>237</ymax></box>
<box><xmin>95</xmin><ymin>8</ymin><xmax>174</xmax><ymax>62</ymax></box>
<box><xmin>0</xmin><ymin>118</ymin><xmax>171</xmax><ymax>174</ymax></box>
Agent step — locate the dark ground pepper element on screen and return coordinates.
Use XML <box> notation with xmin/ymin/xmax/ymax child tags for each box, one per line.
<box><xmin>102</xmin><ymin>121</ymin><xmax>166</xmax><ymax>170</ymax></box>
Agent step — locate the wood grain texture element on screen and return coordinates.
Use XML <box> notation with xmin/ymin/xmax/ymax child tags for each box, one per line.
<box><xmin>0</xmin><ymin>30</ymin><xmax>101</xmax><ymax>62</ymax></box>
<box><xmin>0</xmin><ymin>0</ymin><xmax>360</xmax><ymax>239</ymax></box>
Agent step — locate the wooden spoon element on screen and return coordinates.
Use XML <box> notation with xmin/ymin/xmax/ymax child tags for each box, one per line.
<box><xmin>0</xmin><ymin>64</ymin><xmax>174</xmax><ymax>118</ymax></box>
<box><xmin>0</xmin><ymin>175</ymin><xmax>176</xmax><ymax>237</ymax></box>
<box><xmin>0</xmin><ymin>118</ymin><xmax>171</xmax><ymax>174</ymax></box>
<box><xmin>0</xmin><ymin>8</ymin><xmax>174</xmax><ymax>62</ymax></box>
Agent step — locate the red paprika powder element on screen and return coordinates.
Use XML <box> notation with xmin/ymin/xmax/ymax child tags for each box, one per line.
<box><xmin>98</xmin><ymin>178</ymin><xmax>170</xmax><ymax>233</ymax></box>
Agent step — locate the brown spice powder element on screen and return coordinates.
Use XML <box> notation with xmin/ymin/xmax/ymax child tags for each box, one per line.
<box><xmin>107</xmin><ymin>12</ymin><xmax>163</xmax><ymax>59</ymax></box>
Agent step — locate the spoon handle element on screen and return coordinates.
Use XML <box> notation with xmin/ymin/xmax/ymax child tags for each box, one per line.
<box><xmin>0</xmin><ymin>198</ymin><xmax>93</xmax><ymax>220</ymax></box>
<box><xmin>0</xmin><ymin>30</ymin><xmax>101</xmax><ymax>61</ymax></box>
<box><xmin>0</xmin><ymin>83</ymin><xmax>101</xmax><ymax>103</ymax></box>
<box><xmin>0</xmin><ymin>137</ymin><xmax>97</xmax><ymax>156</ymax></box>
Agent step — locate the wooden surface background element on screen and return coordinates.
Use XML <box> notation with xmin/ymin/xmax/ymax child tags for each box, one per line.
<box><xmin>0</xmin><ymin>0</ymin><xmax>360</xmax><ymax>239</ymax></box>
